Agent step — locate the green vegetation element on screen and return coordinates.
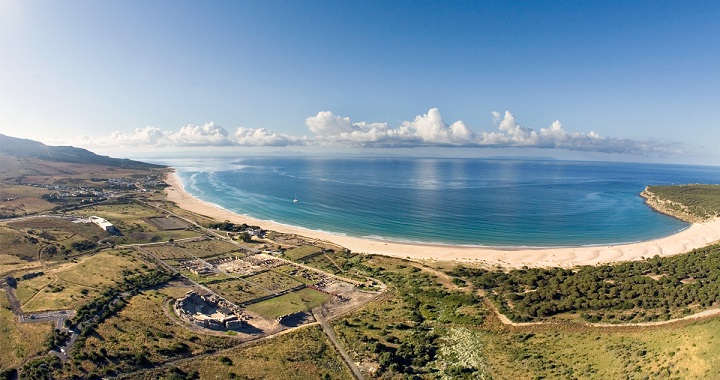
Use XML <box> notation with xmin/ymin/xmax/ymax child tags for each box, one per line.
<box><xmin>244</xmin><ymin>270</ymin><xmax>305</xmax><ymax>293</ymax></box>
<box><xmin>173</xmin><ymin>239</ymin><xmax>240</xmax><ymax>258</ymax></box>
<box><xmin>3</xmin><ymin>148</ymin><xmax>720</xmax><ymax>379</ymax></box>
<box><xmin>53</xmin><ymin>288</ymin><xmax>235</xmax><ymax>379</ymax></box>
<box><xmin>0</xmin><ymin>295</ymin><xmax>52</xmax><ymax>370</ymax></box>
<box><xmin>139</xmin><ymin>326</ymin><xmax>351</xmax><ymax>380</ymax></box>
<box><xmin>208</xmin><ymin>221</ymin><xmax>260</xmax><ymax>232</ymax></box>
<box><xmin>481</xmin><ymin>318</ymin><xmax>720</xmax><ymax>379</ymax></box>
<box><xmin>645</xmin><ymin>184</ymin><xmax>720</xmax><ymax>221</ymax></box>
<box><xmin>0</xmin><ymin>134</ymin><xmax>164</xmax><ymax>169</ymax></box>
<box><xmin>246</xmin><ymin>288</ymin><xmax>331</xmax><ymax>319</ymax></box>
<box><xmin>206</xmin><ymin>278</ymin><xmax>269</xmax><ymax>304</ymax></box>
<box><xmin>452</xmin><ymin>244</ymin><xmax>720</xmax><ymax>323</ymax></box>
<box><xmin>330</xmin><ymin>256</ymin><xmax>488</xmax><ymax>378</ymax></box>
<box><xmin>17</xmin><ymin>250</ymin><xmax>149</xmax><ymax>312</ymax></box>
<box><xmin>1</xmin><ymin>217</ymin><xmax>111</xmax><ymax>261</ymax></box>
<box><xmin>283</xmin><ymin>245</ymin><xmax>322</xmax><ymax>261</ymax></box>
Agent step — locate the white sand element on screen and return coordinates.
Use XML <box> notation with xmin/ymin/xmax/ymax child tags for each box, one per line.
<box><xmin>165</xmin><ymin>171</ymin><xmax>720</xmax><ymax>268</ymax></box>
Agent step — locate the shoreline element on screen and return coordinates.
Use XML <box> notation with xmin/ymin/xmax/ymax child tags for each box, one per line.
<box><xmin>164</xmin><ymin>171</ymin><xmax>720</xmax><ymax>269</ymax></box>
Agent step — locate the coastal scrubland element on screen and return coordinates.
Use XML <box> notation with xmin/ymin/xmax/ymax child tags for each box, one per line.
<box><xmin>2</xmin><ymin>144</ymin><xmax>720</xmax><ymax>379</ymax></box>
<box><xmin>643</xmin><ymin>184</ymin><xmax>720</xmax><ymax>222</ymax></box>
<box><xmin>451</xmin><ymin>243</ymin><xmax>720</xmax><ymax>323</ymax></box>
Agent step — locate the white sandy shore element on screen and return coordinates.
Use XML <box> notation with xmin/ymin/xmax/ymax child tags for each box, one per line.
<box><xmin>165</xmin><ymin>171</ymin><xmax>720</xmax><ymax>269</ymax></box>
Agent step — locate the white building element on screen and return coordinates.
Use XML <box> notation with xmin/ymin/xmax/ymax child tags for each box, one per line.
<box><xmin>89</xmin><ymin>216</ymin><xmax>118</xmax><ymax>234</ymax></box>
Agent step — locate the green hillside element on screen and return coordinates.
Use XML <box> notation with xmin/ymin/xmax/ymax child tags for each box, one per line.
<box><xmin>0</xmin><ymin>134</ymin><xmax>163</xmax><ymax>170</ymax></box>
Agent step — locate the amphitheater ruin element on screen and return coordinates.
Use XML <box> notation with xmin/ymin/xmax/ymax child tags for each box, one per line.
<box><xmin>174</xmin><ymin>291</ymin><xmax>247</xmax><ymax>331</ymax></box>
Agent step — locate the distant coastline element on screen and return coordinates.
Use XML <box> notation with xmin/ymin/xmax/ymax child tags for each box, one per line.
<box><xmin>164</xmin><ymin>170</ymin><xmax>720</xmax><ymax>268</ymax></box>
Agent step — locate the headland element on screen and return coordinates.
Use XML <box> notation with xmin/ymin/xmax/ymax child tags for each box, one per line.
<box><xmin>165</xmin><ymin>171</ymin><xmax>720</xmax><ymax>268</ymax></box>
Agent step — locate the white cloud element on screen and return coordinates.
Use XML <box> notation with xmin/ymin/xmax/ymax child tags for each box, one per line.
<box><xmin>79</xmin><ymin>108</ymin><xmax>681</xmax><ymax>156</ymax></box>
<box><xmin>307</xmin><ymin>108</ymin><xmax>476</xmax><ymax>146</ymax></box>
<box><xmin>232</xmin><ymin>127</ymin><xmax>302</xmax><ymax>146</ymax></box>
<box><xmin>170</xmin><ymin>122</ymin><xmax>232</xmax><ymax>146</ymax></box>
<box><xmin>305</xmin><ymin>111</ymin><xmax>354</xmax><ymax>135</ymax></box>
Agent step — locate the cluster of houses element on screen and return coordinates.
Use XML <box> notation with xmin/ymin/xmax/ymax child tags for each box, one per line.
<box><xmin>40</xmin><ymin>185</ymin><xmax>109</xmax><ymax>202</ymax></box>
<box><xmin>174</xmin><ymin>291</ymin><xmax>246</xmax><ymax>331</ymax></box>
<box><xmin>106</xmin><ymin>177</ymin><xmax>167</xmax><ymax>191</ymax></box>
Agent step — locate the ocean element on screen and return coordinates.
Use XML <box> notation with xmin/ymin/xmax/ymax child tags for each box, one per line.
<box><xmin>155</xmin><ymin>156</ymin><xmax>720</xmax><ymax>247</ymax></box>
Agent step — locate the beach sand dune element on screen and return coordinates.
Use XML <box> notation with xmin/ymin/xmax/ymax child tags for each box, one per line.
<box><xmin>165</xmin><ymin>172</ymin><xmax>720</xmax><ymax>269</ymax></box>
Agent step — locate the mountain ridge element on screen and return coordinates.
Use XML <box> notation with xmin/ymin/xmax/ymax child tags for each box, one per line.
<box><xmin>0</xmin><ymin>134</ymin><xmax>164</xmax><ymax>169</ymax></box>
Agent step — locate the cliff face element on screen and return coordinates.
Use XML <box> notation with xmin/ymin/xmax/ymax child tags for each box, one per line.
<box><xmin>641</xmin><ymin>187</ymin><xmax>702</xmax><ymax>223</ymax></box>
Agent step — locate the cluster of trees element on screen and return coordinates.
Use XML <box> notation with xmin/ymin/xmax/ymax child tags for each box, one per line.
<box><xmin>452</xmin><ymin>244</ymin><xmax>720</xmax><ymax>323</ymax></box>
<box><xmin>64</xmin><ymin>269</ymin><xmax>175</xmax><ymax>352</ymax></box>
<box><xmin>71</xmin><ymin>240</ymin><xmax>97</xmax><ymax>252</ymax></box>
<box><xmin>208</xmin><ymin>222</ymin><xmax>259</xmax><ymax>232</ymax></box>
<box><xmin>374</xmin><ymin>327</ymin><xmax>438</xmax><ymax>374</ymax></box>
<box><xmin>336</xmin><ymin>257</ymin><xmax>486</xmax><ymax>377</ymax></box>
<box><xmin>46</xmin><ymin>329</ymin><xmax>71</xmax><ymax>351</ymax></box>
<box><xmin>15</xmin><ymin>356</ymin><xmax>61</xmax><ymax>380</ymax></box>
<box><xmin>647</xmin><ymin>184</ymin><xmax>720</xmax><ymax>219</ymax></box>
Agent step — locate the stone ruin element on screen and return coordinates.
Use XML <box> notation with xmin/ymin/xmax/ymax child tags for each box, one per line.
<box><xmin>174</xmin><ymin>291</ymin><xmax>247</xmax><ymax>331</ymax></box>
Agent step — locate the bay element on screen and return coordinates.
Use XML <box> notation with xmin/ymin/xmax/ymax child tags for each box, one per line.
<box><xmin>154</xmin><ymin>157</ymin><xmax>720</xmax><ymax>247</ymax></box>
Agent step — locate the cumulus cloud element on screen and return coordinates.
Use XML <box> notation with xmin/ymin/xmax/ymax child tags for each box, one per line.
<box><xmin>306</xmin><ymin>108</ymin><xmax>477</xmax><ymax>146</ymax></box>
<box><xmin>87</xmin><ymin>122</ymin><xmax>303</xmax><ymax>148</ymax></box>
<box><xmin>232</xmin><ymin>127</ymin><xmax>302</xmax><ymax>146</ymax></box>
<box><xmin>305</xmin><ymin>109</ymin><xmax>681</xmax><ymax>155</ymax></box>
<box><xmin>82</xmin><ymin>108</ymin><xmax>681</xmax><ymax>155</ymax></box>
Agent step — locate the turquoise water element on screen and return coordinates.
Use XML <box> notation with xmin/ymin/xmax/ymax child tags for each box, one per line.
<box><xmin>156</xmin><ymin>157</ymin><xmax>720</xmax><ymax>247</ymax></box>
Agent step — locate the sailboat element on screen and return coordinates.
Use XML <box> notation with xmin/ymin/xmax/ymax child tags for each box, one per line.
<box><xmin>293</xmin><ymin>194</ymin><xmax>298</xmax><ymax>203</ymax></box>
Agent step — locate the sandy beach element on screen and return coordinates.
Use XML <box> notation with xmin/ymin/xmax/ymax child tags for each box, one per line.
<box><xmin>165</xmin><ymin>171</ymin><xmax>720</xmax><ymax>269</ymax></box>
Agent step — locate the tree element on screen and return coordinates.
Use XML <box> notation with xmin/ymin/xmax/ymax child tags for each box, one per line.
<box><xmin>240</xmin><ymin>231</ymin><xmax>252</xmax><ymax>243</ymax></box>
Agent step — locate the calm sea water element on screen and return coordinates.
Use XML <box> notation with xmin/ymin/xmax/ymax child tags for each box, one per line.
<box><xmin>156</xmin><ymin>157</ymin><xmax>720</xmax><ymax>247</ymax></box>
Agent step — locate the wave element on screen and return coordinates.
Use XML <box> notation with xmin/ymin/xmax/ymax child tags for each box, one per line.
<box><xmin>172</xmin><ymin>157</ymin><xmax>714</xmax><ymax>247</ymax></box>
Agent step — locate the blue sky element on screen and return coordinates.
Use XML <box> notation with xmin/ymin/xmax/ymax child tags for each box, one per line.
<box><xmin>1</xmin><ymin>0</ymin><xmax>719</xmax><ymax>164</ymax></box>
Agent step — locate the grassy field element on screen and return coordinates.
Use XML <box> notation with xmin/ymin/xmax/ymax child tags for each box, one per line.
<box><xmin>1</xmin><ymin>217</ymin><xmax>110</xmax><ymax>261</ymax></box>
<box><xmin>71</xmin><ymin>203</ymin><xmax>201</xmax><ymax>244</ymax></box>
<box><xmin>140</xmin><ymin>326</ymin><xmax>352</xmax><ymax>380</ymax></box>
<box><xmin>283</xmin><ymin>245</ymin><xmax>322</xmax><ymax>261</ymax></box>
<box><xmin>17</xmin><ymin>250</ymin><xmax>151</xmax><ymax>312</ymax></box>
<box><xmin>175</xmin><ymin>239</ymin><xmax>241</xmax><ymax>258</ymax></box>
<box><xmin>480</xmin><ymin>318</ymin><xmax>720</xmax><ymax>379</ymax></box>
<box><xmin>298</xmin><ymin>251</ymin><xmax>367</xmax><ymax>282</ymax></box>
<box><xmin>56</xmin><ymin>286</ymin><xmax>236</xmax><ymax>379</ymax></box>
<box><xmin>244</xmin><ymin>270</ymin><xmax>305</xmax><ymax>293</ymax></box>
<box><xmin>0</xmin><ymin>295</ymin><xmax>52</xmax><ymax>371</ymax></box>
<box><xmin>177</xmin><ymin>270</ymin><xmax>235</xmax><ymax>285</ymax></box>
<box><xmin>273</xmin><ymin>264</ymin><xmax>324</xmax><ymax>284</ymax></box>
<box><xmin>206</xmin><ymin>278</ymin><xmax>270</xmax><ymax>304</ymax></box>
<box><xmin>246</xmin><ymin>288</ymin><xmax>331</xmax><ymax>319</ymax></box>
<box><xmin>142</xmin><ymin>245</ymin><xmax>193</xmax><ymax>260</ymax></box>
<box><xmin>145</xmin><ymin>199</ymin><xmax>218</xmax><ymax>228</ymax></box>
<box><xmin>0</xmin><ymin>184</ymin><xmax>56</xmax><ymax>217</ymax></box>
